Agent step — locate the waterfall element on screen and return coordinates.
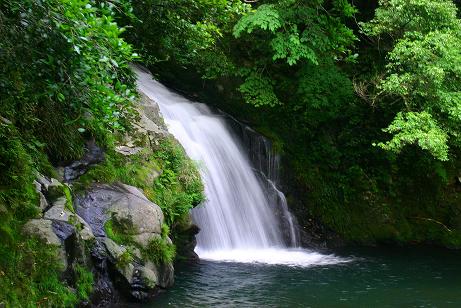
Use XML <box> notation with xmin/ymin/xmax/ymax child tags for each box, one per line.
<box><xmin>135</xmin><ymin>67</ymin><xmax>346</xmax><ymax>266</ymax></box>
<box><xmin>225</xmin><ymin>117</ymin><xmax>300</xmax><ymax>247</ymax></box>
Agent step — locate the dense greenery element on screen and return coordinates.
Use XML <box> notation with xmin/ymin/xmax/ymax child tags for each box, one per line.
<box><xmin>0</xmin><ymin>0</ymin><xmax>137</xmax><ymax>306</ymax></box>
<box><xmin>125</xmin><ymin>0</ymin><xmax>461</xmax><ymax>247</ymax></box>
<box><xmin>363</xmin><ymin>0</ymin><xmax>461</xmax><ymax>161</ymax></box>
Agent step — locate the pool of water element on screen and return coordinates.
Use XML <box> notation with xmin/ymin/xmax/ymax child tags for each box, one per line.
<box><xmin>145</xmin><ymin>246</ymin><xmax>461</xmax><ymax>307</ymax></box>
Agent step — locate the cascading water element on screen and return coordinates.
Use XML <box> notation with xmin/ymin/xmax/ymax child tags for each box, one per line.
<box><xmin>135</xmin><ymin>66</ymin><xmax>347</xmax><ymax>266</ymax></box>
<box><xmin>229</xmin><ymin>122</ymin><xmax>300</xmax><ymax>247</ymax></box>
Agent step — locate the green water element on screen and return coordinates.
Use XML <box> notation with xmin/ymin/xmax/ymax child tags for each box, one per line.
<box><xmin>149</xmin><ymin>247</ymin><xmax>461</xmax><ymax>307</ymax></box>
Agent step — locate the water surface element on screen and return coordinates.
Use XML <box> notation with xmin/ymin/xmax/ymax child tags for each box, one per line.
<box><xmin>150</xmin><ymin>247</ymin><xmax>461</xmax><ymax>307</ymax></box>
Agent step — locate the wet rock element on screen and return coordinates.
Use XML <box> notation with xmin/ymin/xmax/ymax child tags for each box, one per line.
<box><xmin>145</xmin><ymin>261</ymin><xmax>174</xmax><ymax>288</ymax></box>
<box><xmin>64</xmin><ymin>140</ymin><xmax>105</xmax><ymax>182</ymax></box>
<box><xmin>89</xmin><ymin>239</ymin><xmax>119</xmax><ymax>306</ymax></box>
<box><xmin>173</xmin><ymin>214</ymin><xmax>200</xmax><ymax>263</ymax></box>
<box><xmin>36</xmin><ymin>173</ymin><xmax>52</xmax><ymax>189</ymax></box>
<box><xmin>52</xmin><ymin>220</ymin><xmax>76</xmax><ymax>242</ymax></box>
<box><xmin>75</xmin><ymin>215</ymin><xmax>95</xmax><ymax>241</ymax></box>
<box><xmin>37</xmin><ymin>191</ymin><xmax>49</xmax><ymax>211</ymax></box>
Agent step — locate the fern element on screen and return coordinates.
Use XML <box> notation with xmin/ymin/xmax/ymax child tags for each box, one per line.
<box><xmin>238</xmin><ymin>71</ymin><xmax>281</xmax><ymax>107</ymax></box>
<box><xmin>233</xmin><ymin>4</ymin><xmax>282</xmax><ymax>37</ymax></box>
<box><xmin>271</xmin><ymin>28</ymin><xmax>318</xmax><ymax>65</ymax></box>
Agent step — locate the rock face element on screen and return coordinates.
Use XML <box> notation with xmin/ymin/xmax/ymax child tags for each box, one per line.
<box><xmin>75</xmin><ymin>183</ymin><xmax>175</xmax><ymax>303</ymax></box>
<box><xmin>23</xmin><ymin>174</ymin><xmax>94</xmax><ymax>280</ymax></box>
<box><xmin>108</xmin><ymin>185</ymin><xmax>164</xmax><ymax>235</ymax></box>
<box><xmin>21</xmin><ymin>77</ymin><xmax>200</xmax><ymax>306</ymax></box>
<box><xmin>63</xmin><ymin>140</ymin><xmax>105</xmax><ymax>182</ymax></box>
<box><xmin>23</xmin><ymin>219</ymin><xmax>61</xmax><ymax>246</ymax></box>
<box><xmin>25</xmin><ymin>174</ymin><xmax>176</xmax><ymax>306</ymax></box>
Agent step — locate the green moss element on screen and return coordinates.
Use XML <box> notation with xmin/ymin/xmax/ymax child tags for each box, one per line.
<box><xmin>161</xmin><ymin>223</ymin><xmax>170</xmax><ymax>239</ymax></box>
<box><xmin>76</xmin><ymin>149</ymin><xmax>160</xmax><ymax>198</ymax></box>
<box><xmin>117</xmin><ymin>249</ymin><xmax>134</xmax><ymax>269</ymax></box>
<box><xmin>74</xmin><ymin>264</ymin><xmax>94</xmax><ymax>301</ymax></box>
<box><xmin>151</xmin><ymin>138</ymin><xmax>205</xmax><ymax>226</ymax></box>
<box><xmin>104</xmin><ymin>218</ymin><xmax>135</xmax><ymax>246</ymax></box>
<box><xmin>143</xmin><ymin>237</ymin><xmax>176</xmax><ymax>264</ymax></box>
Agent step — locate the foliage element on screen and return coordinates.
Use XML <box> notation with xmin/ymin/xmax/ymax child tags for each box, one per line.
<box><xmin>0</xmin><ymin>0</ymin><xmax>138</xmax><ymax>162</ymax></box>
<box><xmin>144</xmin><ymin>0</ymin><xmax>461</xmax><ymax>248</ymax></box>
<box><xmin>231</xmin><ymin>0</ymin><xmax>357</xmax><ymax>108</ymax></box>
<box><xmin>363</xmin><ymin>0</ymin><xmax>461</xmax><ymax>160</ymax></box>
<box><xmin>0</xmin><ymin>0</ymin><xmax>137</xmax><ymax>305</ymax></box>
<box><xmin>125</xmin><ymin>0</ymin><xmax>250</xmax><ymax>78</ymax></box>
<box><xmin>152</xmin><ymin>138</ymin><xmax>205</xmax><ymax>226</ymax></box>
<box><xmin>143</xmin><ymin>237</ymin><xmax>176</xmax><ymax>265</ymax></box>
<box><xmin>74</xmin><ymin>264</ymin><xmax>94</xmax><ymax>301</ymax></box>
<box><xmin>0</xmin><ymin>235</ymin><xmax>78</xmax><ymax>307</ymax></box>
<box><xmin>377</xmin><ymin>112</ymin><xmax>449</xmax><ymax>161</ymax></box>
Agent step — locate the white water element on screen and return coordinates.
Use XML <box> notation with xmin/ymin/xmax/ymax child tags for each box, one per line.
<box><xmin>135</xmin><ymin>67</ymin><xmax>347</xmax><ymax>267</ymax></box>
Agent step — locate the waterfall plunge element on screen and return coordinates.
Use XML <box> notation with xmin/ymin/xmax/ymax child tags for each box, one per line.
<box><xmin>135</xmin><ymin>67</ymin><xmax>347</xmax><ymax>267</ymax></box>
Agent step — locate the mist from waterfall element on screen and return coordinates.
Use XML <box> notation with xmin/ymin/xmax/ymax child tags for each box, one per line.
<box><xmin>135</xmin><ymin>67</ymin><xmax>347</xmax><ymax>267</ymax></box>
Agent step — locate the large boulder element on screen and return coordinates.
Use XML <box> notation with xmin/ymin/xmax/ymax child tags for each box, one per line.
<box><xmin>103</xmin><ymin>237</ymin><xmax>171</xmax><ymax>300</ymax></box>
<box><xmin>108</xmin><ymin>189</ymin><xmax>164</xmax><ymax>235</ymax></box>
<box><xmin>76</xmin><ymin>183</ymin><xmax>164</xmax><ymax>236</ymax></box>
<box><xmin>75</xmin><ymin>183</ymin><xmax>174</xmax><ymax>302</ymax></box>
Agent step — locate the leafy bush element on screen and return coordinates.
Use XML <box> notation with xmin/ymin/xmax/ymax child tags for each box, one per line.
<box><xmin>0</xmin><ymin>0</ymin><xmax>138</xmax><ymax>162</ymax></box>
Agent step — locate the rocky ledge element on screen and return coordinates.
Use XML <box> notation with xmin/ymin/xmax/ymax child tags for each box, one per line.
<box><xmin>21</xmin><ymin>84</ymin><xmax>200</xmax><ymax>306</ymax></box>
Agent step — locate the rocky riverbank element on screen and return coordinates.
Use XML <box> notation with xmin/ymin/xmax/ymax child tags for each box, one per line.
<box><xmin>20</xmin><ymin>88</ymin><xmax>203</xmax><ymax>306</ymax></box>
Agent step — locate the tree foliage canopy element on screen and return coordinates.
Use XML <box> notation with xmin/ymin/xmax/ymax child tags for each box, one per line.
<box><xmin>364</xmin><ymin>0</ymin><xmax>461</xmax><ymax>160</ymax></box>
